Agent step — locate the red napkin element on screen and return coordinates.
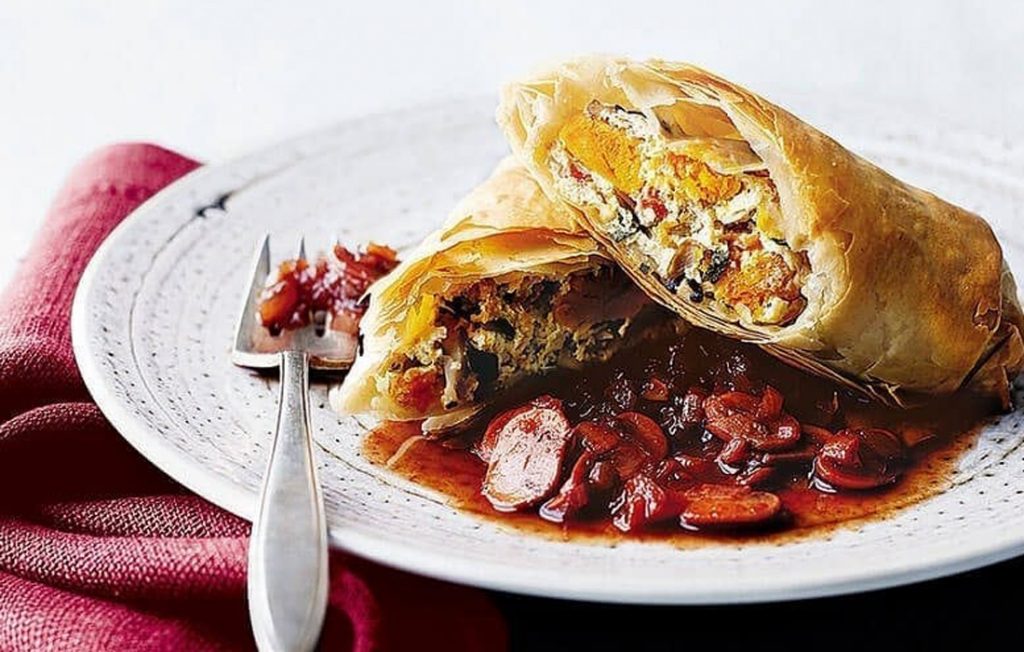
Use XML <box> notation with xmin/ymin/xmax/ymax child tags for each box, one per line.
<box><xmin>0</xmin><ymin>144</ymin><xmax>506</xmax><ymax>651</ymax></box>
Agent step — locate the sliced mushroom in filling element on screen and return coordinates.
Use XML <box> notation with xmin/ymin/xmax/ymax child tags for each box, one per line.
<box><xmin>549</xmin><ymin>101</ymin><xmax>809</xmax><ymax>327</ymax></box>
<box><xmin>386</xmin><ymin>265</ymin><xmax>653</xmax><ymax>414</ymax></box>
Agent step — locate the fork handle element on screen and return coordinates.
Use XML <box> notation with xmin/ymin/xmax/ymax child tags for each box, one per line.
<box><xmin>248</xmin><ymin>350</ymin><xmax>329</xmax><ymax>652</ymax></box>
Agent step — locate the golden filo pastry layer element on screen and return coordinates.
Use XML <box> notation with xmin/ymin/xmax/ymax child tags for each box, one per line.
<box><xmin>330</xmin><ymin>157</ymin><xmax>657</xmax><ymax>427</ymax></box>
<box><xmin>497</xmin><ymin>55</ymin><xmax>1023</xmax><ymax>407</ymax></box>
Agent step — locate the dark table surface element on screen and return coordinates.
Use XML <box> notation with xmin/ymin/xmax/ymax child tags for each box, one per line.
<box><xmin>491</xmin><ymin>553</ymin><xmax>1022</xmax><ymax>650</ymax></box>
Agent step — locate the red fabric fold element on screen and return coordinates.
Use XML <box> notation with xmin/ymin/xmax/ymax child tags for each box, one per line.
<box><xmin>0</xmin><ymin>144</ymin><xmax>506</xmax><ymax>651</ymax></box>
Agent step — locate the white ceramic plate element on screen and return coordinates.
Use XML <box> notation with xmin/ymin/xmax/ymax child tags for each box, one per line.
<box><xmin>72</xmin><ymin>97</ymin><xmax>1024</xmax><ymax>604</ymax></box>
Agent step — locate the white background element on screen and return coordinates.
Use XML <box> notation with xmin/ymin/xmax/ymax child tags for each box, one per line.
<box><xmin>2</xmin><ymin>0</ymin><xmax>1023</xmax><ymax>286</ymax></box>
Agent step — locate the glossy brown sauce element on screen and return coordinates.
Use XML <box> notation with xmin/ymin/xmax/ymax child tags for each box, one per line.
<box><xmin>362</xmin><ymin>327</ymin><xmax>993</xmax><ymax>546</ymax></box>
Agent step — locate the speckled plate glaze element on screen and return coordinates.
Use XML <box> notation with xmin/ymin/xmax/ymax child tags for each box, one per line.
<box><xmin>72</xmin><ymin>97</ymin><xmax>1024</xmax><ymax>603</ymax></box>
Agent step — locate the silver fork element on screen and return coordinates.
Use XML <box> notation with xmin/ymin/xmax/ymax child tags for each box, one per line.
<box><xmin>232</xmin><ymin>235</ymin><xmax>355</xmax><ymax>651</ymax></box>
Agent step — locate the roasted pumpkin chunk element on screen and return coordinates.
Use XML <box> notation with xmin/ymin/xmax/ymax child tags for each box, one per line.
<box><xmin>559</xmin><ymin>114</ymin><xmax>643</xmax><ymax>194</ymax></box>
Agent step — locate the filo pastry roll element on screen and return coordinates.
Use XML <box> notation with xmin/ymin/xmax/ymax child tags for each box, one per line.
<box><xmin>497</xmin><ymin>55</ymin><xmax>1023</xmax><ymax>407</ymax></box>
<box><xmin>331</xmin><ymin>157</ymin><xmax>662</xmax><ymax>429</ymax></box>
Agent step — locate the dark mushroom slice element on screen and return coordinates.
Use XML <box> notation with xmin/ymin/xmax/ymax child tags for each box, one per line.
<box><xmin>703</xmin><ymin>388</ymin><xmax>802</xmax><ymax>452</ymax></box>
<box><xmin>482</xmin><ymin>396</ymin><xmax>573</xmax><ymax>511</ymax></box>
<box><xmin>717</xmin><ymin>437</ymin><xmax>751</xmax><ymax>468</ymax></box>
<box><xmin>812</xmin><ymin>427</ymin><xmax>905</xmax><ymax>491</ymax></box>
<box><xmin>680</xmin><ymin>484</ymin><xmax>782</xmax><ymax>529</ymax></box>
<box><xmin>539</xmin><ymin>452</ymin><xmax>596</xmax><ymax>523</ymax></box>
<box><xmin>613</xmin><ymin>412</ymin><xmax>670</xmax><ymax>460</ymax></box>
<box><xmin>734</xmin><ymin>465</ymin><xmax>775</xmax><ymax>488</ymax></box>
<box><xmin>574</xmin><ymin>421</ymin><xmax>622</xmax><ymax>455</ymax></box>
<box><xmin>611</xmin><ymin>474</ymin><xmax>684</xmax><ymax>533</ymax></box>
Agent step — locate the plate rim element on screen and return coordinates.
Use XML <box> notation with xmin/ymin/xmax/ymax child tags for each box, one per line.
<box><xmin>71</xmin><ymin>98</ymin><xmax>1024</xmax><ymax>604</ymax></box>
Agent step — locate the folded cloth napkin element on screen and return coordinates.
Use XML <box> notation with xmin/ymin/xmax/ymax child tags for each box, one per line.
<box><xmin>0</xmin><ymin>144</ymin><xmax>506</xmax><ymax>651</ymax></box>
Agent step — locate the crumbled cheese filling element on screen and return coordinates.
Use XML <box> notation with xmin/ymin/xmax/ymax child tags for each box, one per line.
<box><xmin>387</xmin><ymin>266</ymin><xmax>647</xmax><ymax>412</ymax></box>
<box><xmin>551</xmin><ymin>103</ymin><xmax>808</xmax><ymax>327</ymax></box>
